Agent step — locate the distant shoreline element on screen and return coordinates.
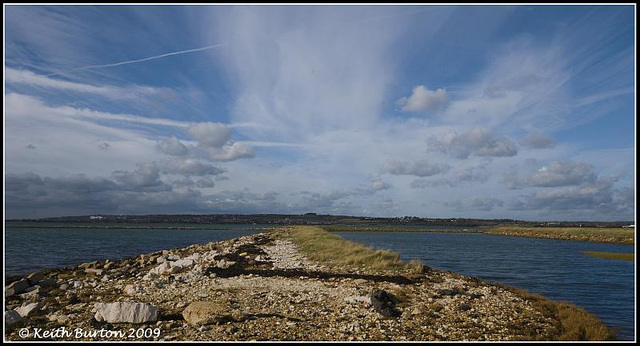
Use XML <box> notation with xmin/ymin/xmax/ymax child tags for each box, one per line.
<box><xmin>5</xmin><ymin>222</ymin><xmax>634</xmax><ymax>245</ymax></box>
<box><xmin>4</xmin><ymin>222</ymin><xmax>274</xmax><ymax>231</ymax></box>
<box><xmin>323</xmin><ymin>225</ymin><xmax>635</xmax><ymax>245</ymax></box>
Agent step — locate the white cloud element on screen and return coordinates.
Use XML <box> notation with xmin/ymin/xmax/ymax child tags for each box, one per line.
<box><xmin>4</xmin><ymin>7</ymin><xmax>633</xmax><ymax>221</ymax></box>
<box><xmin>522</xmin><ymin>132</ymin><xmax>556</xmax><ymax>149</ymax></box>
<box><xmin>5</xmin><ymin>67</ymin><xmax>173</xmax><ymax>100</ymax></box>
<box><xmin>439</xmin><ymin>38</ymin><xmax>574</xmax><ymax>131</ymax></box>
<box><xmin>212</xmin><ymin>6</ymin><xmax>402</xmax><ymax>139</ymax></box>
<box><xmin>384</xmin><ymin>159</ymin><xmax>450</xmax><ymax>177</ymax></box>
<box><xmin>504</xmin><ymin>161</ymin><xmax>597</xmax><ymax>189</ymax></box>
<box><xmin>112</xmin><ymin>162</ymin><xmax>166</xmax><ymax>190</ymax></box>
<box><xmin>187</xmin><ymin>122</ymin><xmax>233</xmax><ymax>148</ymax></box>
<box><xmin>208</xmin><ymin>142</ymin><xmax>256</xmax><ymax>162</ymax></box>
<box><xmin>508</xmin><ymin>179</ymin><xmax>634</xmax><ymax>221</ymax></box>
<box><xmin>429</xmin><ymin>128</ymin><xmax>518</xmax><ymax>159</ymax></box>
<box><xmin>162</xmin><ymin>159</ymin><xmax>226</xmax><ymax>176</ymax></box>
<box><xmin>371</xmin><ymin>180</ymin><xmax>392</xmax><ymax>191</ymax></box>
<box><xmin>156</xmin><ymin>136</ymin><xmax>189</xmax><ymax>156</ymax></box>
<box><xmin>397</xmin><ymin>85</ymin><xmax>449</xmax><ymax>113</ymax></box>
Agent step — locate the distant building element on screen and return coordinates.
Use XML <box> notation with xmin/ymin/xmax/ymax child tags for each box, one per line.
<box><xmin>89</xmin><ymin>215</ymin><xmax>105</xmax><ymax>220</ymax></box>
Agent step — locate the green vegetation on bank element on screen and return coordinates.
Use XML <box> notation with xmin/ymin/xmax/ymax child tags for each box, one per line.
<box><xmin>483</xmin><ymin>226</ymin><xmax>634</xmax><ymax>245</ymax></box>
<box><xmin>583</xmin><ymin>251</ymin><xmax>634</xmax><ymax>261</ymax></box>
<box><xmin>323</xmin><ymin>224</ymin><xmax>634</xmax><ymax>245</ymax></box>
<box><xmin>322</xmin><ymin>224</ymin><xmax>483</xmax><ymax>233</ymax></box>
<box><xmin>279</xmin><ymin>226</ymin><xmax>424</xmax><ymax>275</ymax></box>
<box><xmin>492</xmin><ymin>283</ymin><xmax>616</xmax><ymax>341</ymax></box>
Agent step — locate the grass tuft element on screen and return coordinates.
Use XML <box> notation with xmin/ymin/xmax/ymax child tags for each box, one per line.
<box><xmin>485</xmin><ymin>226</ymin><xmax>634</xmax><ymax>244</ymax></box>
<box><xmin>583</xmin><ymin>251</ymin><xmax>634</xmax><ymax>261</ymax></box>
<box><xmin>492</xmin><ymin>283</ymin><xmax>617</xmax><ymax>341</ymax></box>
<box><xmin>279</xmin><ymin>226</ymin><xmax>422</xmax><ymax>274</ymax></box>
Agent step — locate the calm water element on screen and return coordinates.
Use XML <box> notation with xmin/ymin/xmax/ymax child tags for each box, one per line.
<box><xmin>336</xmin><ymin>231</ymin><xmax>635</xmax><ymax>341</ymax></box>
<box><xmin>4</xmin><ymin>228</ymin><xmax>262</xmax><ymax>277</ymax></box>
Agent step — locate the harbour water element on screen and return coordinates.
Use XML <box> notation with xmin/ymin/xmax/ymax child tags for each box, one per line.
<box><xmin>4</xmin><ymin>227</ymin><xmax>263</xmax><ymax>277</ymax></box>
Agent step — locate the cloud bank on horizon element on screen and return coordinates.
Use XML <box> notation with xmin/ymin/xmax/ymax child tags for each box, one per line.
<box><xmin>4</xmin><ymin>5</ymin><xmax>635</xmax><ymax>221</ymax></box>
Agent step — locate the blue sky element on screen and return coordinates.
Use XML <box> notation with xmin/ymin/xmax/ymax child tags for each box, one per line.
<box><xmin>4</xmin><ymin>5</ymin><xmax>635</xmax><ymax>221</ymax></box>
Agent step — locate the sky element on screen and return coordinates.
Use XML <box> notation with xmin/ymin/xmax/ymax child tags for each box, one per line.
<box><xmin>3</xmin><ymin>5</ymin><xmax>636</xmax><ymax>221</ymax></box>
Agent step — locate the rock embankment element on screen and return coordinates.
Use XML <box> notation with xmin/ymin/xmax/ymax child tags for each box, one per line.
<box><xmin>4</xmin><ymin>228</ymin><xmax>598</xmax><ymax>341</ymax></box>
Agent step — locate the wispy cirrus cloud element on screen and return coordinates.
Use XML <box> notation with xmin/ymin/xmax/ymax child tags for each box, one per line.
<box><xmin>4</xmin><ymin>6</ymin><xmax>634</xmax><ymax>221</ymax></box>
<box><xmin>6</xmin><ymin>67</ymin><xmax>174</xmax><ymax>100</ymax></box>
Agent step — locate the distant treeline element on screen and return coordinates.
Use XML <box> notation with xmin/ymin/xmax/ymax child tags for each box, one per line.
<box><xmin>6</xmin><ymin>213</ymin><xmax>633</xmax><ymax>228</ymax></box>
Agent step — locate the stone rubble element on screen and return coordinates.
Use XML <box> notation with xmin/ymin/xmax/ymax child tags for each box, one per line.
<box><xmin>5</xmin><ymin>228</ymin><xmax>562</xmax><ymax>341</ymax></box>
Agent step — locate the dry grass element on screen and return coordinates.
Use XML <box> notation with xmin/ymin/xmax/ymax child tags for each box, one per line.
<box><xmin>583</xmin><ymin>251</ymin><xmax>634</xmax><ymax>261</ymax></box>
<box><xmin>485</xmin><ymin>226</ymin><xmax>634</xmax><ymax>244</ymax></box>
<box><xmin>493</xmin><ymin>283</ymin><xmax>617</xmax><ymax>341</ymax></box>
<box><xmin>280</xmin><ymin>226</ymin><xmax>424</xmax><ymax>275</ymax></box>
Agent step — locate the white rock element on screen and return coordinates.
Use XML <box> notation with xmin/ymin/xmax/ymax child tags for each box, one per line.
<box><xmin>85</xmin><ymin>268</ymin><xmax>103</xmax><ymax>276</ymax></box>
<box><xmin>22</xmin><ymin>285</ymin><xmax>41</xmax><ymax>295</ymax></box>
<box><xmin>94</xmin><ymin>302</ymin><xmax>158</xmax><ymax>324</ymax></box>
<box><xmin>15</xmin><ymin>302</ymin><xmax>40</xmax><ymax>318</ymax></box>
<box><xmin>167</xmin><ymin>254</ymin><xmax>180</xmax><ymax>261</ymax></box>
<box><xmin>19</xmin><ymin>289</ymin><xmax>40</xmax><ymax>301</ymax></box>
<box><xmin>185</xmin><ymin>253</ymin><xmax>201</xmax><ymax>261</ymax></box>
<box><xmin>47</xmin><ymin>312</ymin><xmax>74</xmax><ymax>324</ymax></box>
<box><xmin>168</xmin><ymin>259</ymin><xmax>194</xmax><ymax>273</ymax></box>
<box><xmin>213</xmin><ymin>259</ymin><xmax>235</xmax><ymax>269</ymax></box>
<box><xmin>149</xmin><ymin>262</ymin><xmax>171</xmax><ymax>275</ymax></box>
<box><xmin>124</xmin><ymin>284</ymin><xmax>140</xmax><ymax>295</ymax></box>
<box><xmin>344</xmin><ymin>296</ymin><xmax>371</xmax><ymax>305</ymax></box>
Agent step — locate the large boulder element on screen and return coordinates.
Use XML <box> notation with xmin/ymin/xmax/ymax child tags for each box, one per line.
<box><xmin>182</xmin><ymin>301</ymin><xmax>236</xmax><ymax>326</ymax></box>
<box><xmin>94</xmin><ymin>302</ymin><xmax>158</xmax><ymax>324</ymax></box>
<box><xmin>26</xmin><ymin>271</ymin><xmax>44</xmax><ymax>286</ymax></box>
<box><xmin>19</xmin><ymin>287</ymin><xmax>41</xmax><ymax>301</ymax></box>
<box><xmin>150</xmin><ymin>262</ymin><xmax>171</xmax><ymax>275</ymax></box>
<box><xmin>5</xmin><ymin>310</ymin><xmax>22</xmax><ymax>327</ymax></box>
<box><xmin>168</xmin><ymin>258</ymin><xmax>194</xmax><ymax>274</ymax></box>
<box><xmin>6</xmin><ymin>278</ymin><xmax>30</xmax><ymax>296</ymax></box>
<box><xmin>85</xmin><ymin>268</ymin><xmax>103</xmax><ymax>276</ymax></box>
<box><xmin>370</xmin><ymin>290</ymin><xmax>401</xmax><ymax>318</ymax></box>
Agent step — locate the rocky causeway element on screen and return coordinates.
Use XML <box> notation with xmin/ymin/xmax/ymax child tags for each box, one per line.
<box><xmin>4</xmin><ymin>227</ymin><xmax>607</xmax><ymax>341</ymax></box>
